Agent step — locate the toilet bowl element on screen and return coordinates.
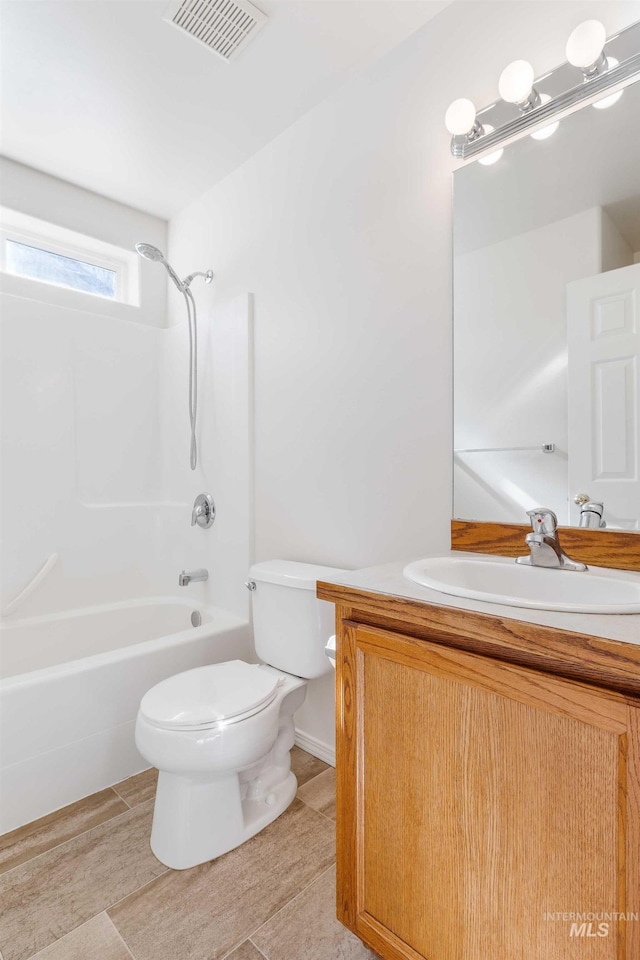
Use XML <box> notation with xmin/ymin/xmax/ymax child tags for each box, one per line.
<box><xmin>135</xmin><ymin>560</ymin><xmax>345</xmax><ymax>870</ymax></box>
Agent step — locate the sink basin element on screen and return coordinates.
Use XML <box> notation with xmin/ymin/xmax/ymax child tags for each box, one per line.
<box><xmin>403</xmin><ymin>555</ymin><xmax>640</xmax><ymax>614</ymax></box>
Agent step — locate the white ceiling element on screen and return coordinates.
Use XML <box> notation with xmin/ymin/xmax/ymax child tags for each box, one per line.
<box><xmin>0</xmin><ymin>0</ymin><xmax>449</xmax><ymax>219</ymax></box>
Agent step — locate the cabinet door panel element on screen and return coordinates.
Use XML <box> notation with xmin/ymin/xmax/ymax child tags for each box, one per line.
<box><xmin>337</xmin><ymin>622</ymin><xmax>640</xmax><ymax>960</ymax></box>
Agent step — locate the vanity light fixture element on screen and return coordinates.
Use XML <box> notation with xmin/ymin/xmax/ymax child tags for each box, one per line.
<box><xmin>444</xmin><ymin>16</ymin><xmax>640</xmax><ymax>160</ymax></box>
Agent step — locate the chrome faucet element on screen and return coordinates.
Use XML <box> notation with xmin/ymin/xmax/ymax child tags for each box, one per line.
<box><xmin>579</xmin><ymin>501</ymin><xmax>606</xmax><ymax>528</ymax></box>
<box><xmin>574</xmin><ymin>493</ymin><xmax>606</xmax><ymax>529</ymax></box>
<box><xmin>179</xmin><ymin>568</ymin><xmax>209</xmax><ymax>586</ymax></box>
<box><xmin>516</xmin><ymin>508</ymin><xmax>587</xmax><ymax>571</ymax></box>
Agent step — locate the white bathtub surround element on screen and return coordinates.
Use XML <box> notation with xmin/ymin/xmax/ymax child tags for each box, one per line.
<box><xmin>0</xmin><ymin>599</ymin><xmax>253</xmax><ymax>834</ymax></box>
<box><xmin>0</xmin><ymin>288</ymin><xmax>253</xmax><ymax>623</ymax></box>
<box><xmin>0</xmin><ymin>292</ymin><xmax>166</xmax><ymax>617</ymax></box>
<box><xmin>1</xmin><ymin>552</ymin><xmax>59</xmax><ymax>617</ymax></box>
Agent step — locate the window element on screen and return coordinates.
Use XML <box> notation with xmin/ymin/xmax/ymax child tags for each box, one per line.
<box><xmin>0</xmin><ymin>207</ymin><xmax>139</xmax><ymax>306</ymax></box>
<box><xmin>6</xmin><ymin>240</ymin><xmax>117</xmax><ymax>298</ymax></box>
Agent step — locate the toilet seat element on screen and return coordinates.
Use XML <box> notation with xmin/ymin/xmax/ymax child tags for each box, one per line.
<box><xmin>139</xmin><ymin>660</ymin><xmax>283</xmax><ymax>731</ymax></box>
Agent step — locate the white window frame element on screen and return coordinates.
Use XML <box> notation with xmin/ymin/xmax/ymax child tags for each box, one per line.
<box><xmin>0</xmin><ymin>207</ymin><xmax>140</xmax><ymax>306</ymax></box>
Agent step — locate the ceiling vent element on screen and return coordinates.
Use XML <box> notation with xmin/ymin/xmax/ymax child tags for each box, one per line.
<box><xmin>163</xmin><ymin>0</ymin><xmax>267</xmax><ymax>63</ymax></box>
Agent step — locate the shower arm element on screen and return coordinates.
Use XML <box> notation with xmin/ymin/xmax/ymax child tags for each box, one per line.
<box><xmin>182</xmin><ymin>270</ymin><xmax>214</xmax><ymax>288</ymax></box>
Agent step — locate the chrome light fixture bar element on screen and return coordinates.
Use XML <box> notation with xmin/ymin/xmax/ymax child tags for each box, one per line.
<box><xmin>448</xmin><ymin>18</ymin><xmax>640</xmax><ymax>160</ymax></box>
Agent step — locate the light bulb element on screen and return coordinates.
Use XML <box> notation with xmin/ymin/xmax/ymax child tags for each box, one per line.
<box><xmin>592</xmin><ymin>58</ymin><xmax>623</xmax><ymax>109</ymax></box>
<box><xmin>478</xmin><ymin>125</ymin><xmax>503</xmax><ymax>166</ymax></box>
<box><xmin>566</xmin><ymin>20</ymin><xmax>606</xmax><ymax>69</ymax></box>
<box><xmin>498</xmin><ymin>60</ymin><xmax>535</xmax><ymax>104</ymax></box>
<box><xmin>530</xmin><ymin>94</ymin><xmax>559</xmax><ymax>140</ymax></box>
<box><xmin>444</xmin><ymin>98</ymin><xmax>477</xmax><ymax>136</ymax></box>
<box><xmin>593</xmin><ymin>91</ymin><xmax>623</xmax><ymax>109</ymax></box>
<box><xmin>478</xmin><ymin>149</ymin><xmax>503</xmax><ymax>166</ymax></box>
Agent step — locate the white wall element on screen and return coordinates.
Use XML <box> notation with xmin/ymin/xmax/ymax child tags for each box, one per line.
<box><xmin>168</xmin><ymin>0</ymin><xmax>640</xmax><ymax>758</ymax></box>
<box><xmin>601</xmin><ymin>208</ymin><xmax>634</xmax><ymax>274</ymax></box>
<box><xmin>454</xmin><ymin>209</ymin><xmax>602</xmax><ymax>523</ymax></box>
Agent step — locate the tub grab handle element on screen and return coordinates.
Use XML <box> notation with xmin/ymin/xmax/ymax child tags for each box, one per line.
<box><xmin>2</xmin><ymin>553</ymin><xmax>59</xmax><ymax>617</ymax></box>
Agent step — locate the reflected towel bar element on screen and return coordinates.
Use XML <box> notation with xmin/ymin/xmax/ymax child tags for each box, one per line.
<box><xmin>455</xmin><ymin>443</ymin><xmax>555</xmax><ymax>454</ymax></box>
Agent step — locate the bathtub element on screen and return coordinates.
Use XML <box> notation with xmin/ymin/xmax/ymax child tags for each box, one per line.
<box><xmin>0</xmin><ymin>598</ymin><xmax>253</xmax><ymax>834</ymax></box>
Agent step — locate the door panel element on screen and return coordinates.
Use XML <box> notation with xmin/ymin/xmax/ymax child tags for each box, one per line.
<box><xmin>567</xmin><ymin>263</ymin><xmax>640</xmax><ymax>529</ymax></box>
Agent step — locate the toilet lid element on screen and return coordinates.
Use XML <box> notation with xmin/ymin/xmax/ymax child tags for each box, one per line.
<box><xmin>139</xmin><ymin>661</ymin><xmax>282</xmax><ymax>730</ymax></box>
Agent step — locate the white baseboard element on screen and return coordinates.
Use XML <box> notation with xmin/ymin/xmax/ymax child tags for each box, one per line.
<box><xmin>294</xmin><ymin>728</ymin><xmax>335</xmax><ymax>767</ymax></box>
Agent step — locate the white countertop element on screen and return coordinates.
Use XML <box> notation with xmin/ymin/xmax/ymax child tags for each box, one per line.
<box><xmin>321</xmin><ymin>551</ymin><xmax>640</xmax><ymax>648</ymax></box>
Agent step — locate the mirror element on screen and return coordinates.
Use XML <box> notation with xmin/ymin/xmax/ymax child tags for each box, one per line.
<box><xmin>453</xmin><ymin>79</ymin><xmax>640</xmax><ymax>532</ymax></box>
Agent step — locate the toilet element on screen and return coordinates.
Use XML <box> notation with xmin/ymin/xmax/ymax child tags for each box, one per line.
<box><xmin>135</xmin><ymin>560</ymin><xmax>343</xmax><ymax>870</ymax></box>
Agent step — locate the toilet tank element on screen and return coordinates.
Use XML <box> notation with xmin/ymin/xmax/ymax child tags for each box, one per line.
<box><xmin>249</xmin><ymin>560</ymin><xmax>347</xmax><ymax>679</ymax></box>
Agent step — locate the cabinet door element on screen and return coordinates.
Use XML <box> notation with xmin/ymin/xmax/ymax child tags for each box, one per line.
<box><xmin>336</xmin><ymin>622</ymin><xmax>640</xmax><ymax>960</ymax></box>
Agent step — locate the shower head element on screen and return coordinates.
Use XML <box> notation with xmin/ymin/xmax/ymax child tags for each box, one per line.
<box><xmin>135</xmin><ymin>242</ymin><xmax>184</xmax><ymax>292</ymax></box>
<box><xmin>135</xmin><ymin>242</ymin><xmax>165</xmax><ymax>263</ymax></box>
<box><xmin>135</xmin><ymin>243</ymin><xmax>214</xmax><ymax>293</ymax></box>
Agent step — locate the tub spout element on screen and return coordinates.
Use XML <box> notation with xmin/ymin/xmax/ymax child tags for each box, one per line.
<box><xmin>179</xmin><ymin>569</ymin><xmax>208</xmax><ymax>587</ymax></box>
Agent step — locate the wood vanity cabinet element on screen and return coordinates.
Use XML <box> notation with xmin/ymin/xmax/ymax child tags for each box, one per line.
<box><xmin>317</xmin><ymin>583</ymin><xmax>640</xmax><ymax>960</ymax></box>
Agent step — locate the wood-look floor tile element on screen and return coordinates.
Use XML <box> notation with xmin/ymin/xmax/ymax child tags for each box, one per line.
<box><xmin>0</xmin><ymin>801</ymin><xmax>166</xmax><ymax>960</ymax></box>
<box><xmin>290</xmin><ymin>746</ymin><xmax>329</xmax><ymax>787</ymax></box>
<box><xmin>296</xmin><ymin>768</ymin><xmax>336</xmax><ymax>821</ymax></box>
<box><xmin>226</xmin><ymin>942</ymin><xmax>265</xmax><ymax>960</ymax></box>
<box><xmin>109</xmin><ymin>799</ymin><xmax>335</xmax><ymax>960</ymax></box>
<box><xmin>0</xmin><ymin>789</ymin><xmax>129</xmax><ymax>876</ymax></box>
<box><xmin>113</xmin><ymin>767</ymin><xmax>158</xmax><ymax>808</ymax></box>
<box><xmin>26</xmin><ymin>914</ymin><xmax>131</xmax><ymax>960</ymax></box>
<box><xmin>252</xmin><ymin>867</ymin><xmax>378</xmax><ymax>959</ymax></box>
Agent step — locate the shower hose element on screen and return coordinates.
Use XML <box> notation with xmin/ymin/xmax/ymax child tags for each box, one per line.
<box><xmin>184</xmin><ymin>287</ymin><xmax>198</xmax><ymax>471</ymax></box>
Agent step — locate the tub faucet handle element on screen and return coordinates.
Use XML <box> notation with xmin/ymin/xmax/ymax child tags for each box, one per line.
<box><xmin>191</xmin><ymin>493</ymin><xmax>215</xmax><ymax>529</ymax></box>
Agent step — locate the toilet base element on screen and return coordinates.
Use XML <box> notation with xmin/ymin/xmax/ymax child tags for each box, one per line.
<box><xmin>150</xmin><ymin>769</ymin><xmax>297</xmax><ymax>869</ymax></box>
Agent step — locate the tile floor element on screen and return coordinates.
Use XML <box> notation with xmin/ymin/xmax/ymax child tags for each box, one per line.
<box><xmin>0</xmin><ymin>748</ymin><xmax>378</xmax><ymax>960</ymax></box>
